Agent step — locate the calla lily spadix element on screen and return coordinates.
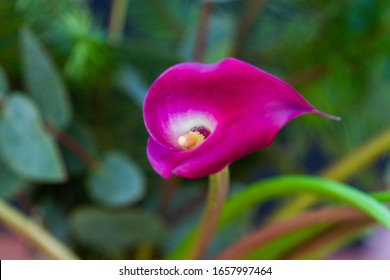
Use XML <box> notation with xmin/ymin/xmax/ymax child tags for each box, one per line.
<box><xmin>143</xmin><ymin>58</ymin><xmax>339</xmax><ymax>179</ymax></box>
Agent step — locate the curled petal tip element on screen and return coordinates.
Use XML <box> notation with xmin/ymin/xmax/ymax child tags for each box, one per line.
<box><xmin>314</xmin><ymin>110</ymin><xmax>341</xmax><ymax>121</ymax></box>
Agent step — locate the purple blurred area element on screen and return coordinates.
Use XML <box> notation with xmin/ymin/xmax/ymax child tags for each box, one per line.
<box><xmin>328</xmin><ymin>227</ymin><xmax>390</xmax><ymax>260</ymax></box>
<box><xmin>0</xmin><ymin>231</ymin><xmax>32</xmax><ymax>260</ymax></box>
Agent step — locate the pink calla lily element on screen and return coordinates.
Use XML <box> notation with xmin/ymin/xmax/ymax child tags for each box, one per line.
<box><xmin>143</xmin><ymin>58</ymin><xmax>338</xmax><ymax>178</ymax></box>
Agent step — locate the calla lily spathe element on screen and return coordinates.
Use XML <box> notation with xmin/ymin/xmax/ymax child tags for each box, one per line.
<box><xmin>143</xmin><ymin>58</ymin><xmax>337</xmax><ymax>179</ymax></box>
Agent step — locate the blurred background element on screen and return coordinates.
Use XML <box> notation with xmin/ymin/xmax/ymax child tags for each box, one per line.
<box><xmin>0</xmin><ymin>0</ymin><xmax>389</xmax><ymax>259</ymax></box>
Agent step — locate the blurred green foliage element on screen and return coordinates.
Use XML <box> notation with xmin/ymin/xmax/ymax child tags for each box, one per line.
<box><xmin>0</xmin><ymin>0</ymin><xmax>389</xmax><ymax>259</ymax></box>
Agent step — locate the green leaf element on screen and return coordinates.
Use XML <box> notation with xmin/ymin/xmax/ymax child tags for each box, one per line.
<box><xmin>168</xmin><ymin>175</ymin><xmax>390</xmax><ymax>259</ymax></box>
<box><xmin>70</xmin><ymin>207</ymin><xmax>167</xmax><ymax>252</ymax></box>
<box><xmin>87</xmin><ymin>151</ymin><xmax>145</xmax><ymax>207</ymax></box>
<box><xmin>0</xmin><ymin>94</ymin><xmax>66</xmax><ymax>182</ymax></box>
<box><xmin>19</xmin><ymin>27</ymin><xmax>72</xmax><ymax>128</ymax></box>
<box><xmin>0</xmin><ymin>65</ymin><xmax>9</xmax><ymax>95</ymax></box>
<box><xmin>0</xmin><ymin>157</ymin><xmax>26</xmax><ymax>198</ymax></box>
<box><xmin>220</xmin><ymin>176</ymin><xmax>390</xmax><ymax>228</ymax></box>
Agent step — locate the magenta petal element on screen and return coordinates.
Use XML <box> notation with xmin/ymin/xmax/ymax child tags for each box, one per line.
<box><xmin>144</xmin><ymin>58</ymin><xmax>335</xmax><ymax>178</ymax></box>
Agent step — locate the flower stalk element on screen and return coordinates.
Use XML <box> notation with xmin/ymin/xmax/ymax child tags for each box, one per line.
<box><xmin>189</xmin><ymin>166</ymin><xmax>230</xmax><ymax>259</ymax></box>
<box><xmin>0</xmin><ymin>199</ymin><xmax>79</xmax><ymax>260</ymax></box>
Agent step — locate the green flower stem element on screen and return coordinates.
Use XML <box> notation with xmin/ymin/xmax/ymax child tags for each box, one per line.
<box><xmin>270</xmin><ymin>127</ymin><xmax>390</xmax><ymax>221</ymax></box>
<box><xmin>189</xmin><ymin>167</ymin><xmax>230</xmax><ymax>259</ymax></box>
<box><xmin>0</xmin><ymin>199</ymin><xmax>79</xmax><ymax>260</ymax></box>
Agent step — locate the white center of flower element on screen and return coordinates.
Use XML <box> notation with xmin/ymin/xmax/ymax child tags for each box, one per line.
<box><xmin>168</xmin><ymin>110</ymin><xmax>216</xmax><ymax>149</ymax></box>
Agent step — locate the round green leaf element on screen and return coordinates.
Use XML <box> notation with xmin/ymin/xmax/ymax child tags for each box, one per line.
<box><xmin>70</xmin><ymin>207</ymin><xmax>167</xmax><ymax>252</ymax></box>
<box><xmin>87</xmin><ymin>151</ymin><xmax>145</xmax><ymax>207</ymax></box>
<box><xmin>0</xmin><ymin>94</ymin><xmax>66</xmax><ymax>182</ymax></box>
<box><xmin>20</xmin><ymin>27</ymin><xmax>72</xmax><ymax>128</ymax></box>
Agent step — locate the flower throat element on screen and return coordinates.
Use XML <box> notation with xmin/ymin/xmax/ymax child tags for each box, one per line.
<box><xmin>178</xmin><ymin>126</ymin><xmax>211</xmax><ymax>150</ymax></box>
